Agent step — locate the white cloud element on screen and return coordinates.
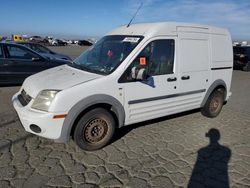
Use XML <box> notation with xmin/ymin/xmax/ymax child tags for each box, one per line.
<box><xmin>123</xmin><ymin>0</ymin><xmax>250</xmax><ymax>39</ymax></box>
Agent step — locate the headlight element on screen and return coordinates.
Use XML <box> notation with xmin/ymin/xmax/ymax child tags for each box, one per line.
<box><xmin>31</xmin><ymin>90</ymin><xmax>60</xmax><ymax>111</ymax></box>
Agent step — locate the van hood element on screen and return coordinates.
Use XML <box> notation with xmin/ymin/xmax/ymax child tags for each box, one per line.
<box><xmin>23</xmin><ymin>65</ymin><xmax>103</xmax><ymax>98</ymax></box>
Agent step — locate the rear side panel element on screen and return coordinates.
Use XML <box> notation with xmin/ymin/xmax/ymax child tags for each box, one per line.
<box><xmin>210</xmin><ymin>32</ymin><xmax>233</xmax><ymax>99</ymax></box>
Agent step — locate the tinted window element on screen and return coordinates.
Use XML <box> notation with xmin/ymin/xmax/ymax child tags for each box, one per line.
<box><xmin>6</xmin><ymin>45</ymin><xmax>39</xmax><ymax>60</ymax></box>
<box><xmin>246</xmin><ymin>48</ymin><xmax>250</xmax><ymax>57</ymax></box>
<box><xmin>233</xmin><ymin>47</ymin><xmax>250</xmax><ymax>62</ymax></box>
<box><xmin>0</xmin><ymin>46</ymin><xmax>3</xmax><ymax>58</ymax></box>
<box><xmin>23</xmin><ymin>43</ymin><xmax>51</xmax><ymax>53</ymax></box>
<box><xmin>234</xmin><ymin>47</ymin><xmax>250</xmax><ymax>56</ymax></box>
<box><xmin>233</xmin><ymin>47</ymin><xmax>245</xmax><ymax>54</ymax></box>
<box><xmin>121</xmin><ymin>39</ymin><xmax>175</xmax><ymax>82</ymax></box>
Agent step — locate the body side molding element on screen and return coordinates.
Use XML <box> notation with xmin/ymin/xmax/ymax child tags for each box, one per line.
<box><xmin>211</xmin><ymin>67</ymin><xmax>232</xmax><ymax>70</ymax></box>
<box><xmin>128</xmin><ymin>89</ymin><xmax>206</xmax><ymax>105</ymax></box>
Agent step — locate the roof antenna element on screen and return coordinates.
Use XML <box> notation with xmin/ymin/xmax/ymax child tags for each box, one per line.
<box><xmin>127</xmin><ymin>2</ymin><xmax>143</xmax><ymax>27</ymax></box>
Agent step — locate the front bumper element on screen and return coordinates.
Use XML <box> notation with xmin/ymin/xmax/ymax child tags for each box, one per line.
<box><xmin>12</xmin><ymin>93</ymin><xmax>66</xmax><ymax>141</ymax></box>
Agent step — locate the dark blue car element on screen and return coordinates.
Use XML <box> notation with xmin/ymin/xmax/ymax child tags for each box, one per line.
<box><xmin>0</xmin><ymin>42</ymin><xmax>70</xmax><ymax>84</ymax></box>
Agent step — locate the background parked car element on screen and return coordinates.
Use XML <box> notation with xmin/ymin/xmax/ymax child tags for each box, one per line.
<box><xmin>73</xmin><ymin>40</ymin><xmax>78</xmax><ymax>45</ymax></box>
<box><xmin>18</xmin><ymin>42</ymin><xmax>72</xmax><ymax>60</ymax></box>
<box><xmin>52</xmin><ymin>39</ymin><xmax>68</xmax><ymax>46</ymax></box>
<box><xmin>233</xmin><ymin>45</ymin><xmax>250</xmax><ymax>71</ymax></box>
<box><xmin>66</xmin><ymin>40</ymin><xmax>74</xmax><ymax>44</ymax></box>
<box><xmin>78</xmin><ymin>39</ymin><xmax>93</xmax><ymax>46</ymax></box>
<box><xmin>0</xmin><ymin>36</ymin><xmax>8</xmax><ymax>42</ymax></box>
<box><xmin>29</xmin><ymin>35</ymin><xmax>42</xmax><ymax>42</ymax></box>
<box><xmin>0</xmin><ymin>42</ymin><xmax>70</xmax><ymax>84</ymax></box>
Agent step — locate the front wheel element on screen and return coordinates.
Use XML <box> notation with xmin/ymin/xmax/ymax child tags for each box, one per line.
<box><xmin>201</xmin><ymin>89</ymin><xmax>225</xmax><ymax>118</ymax></box>
<box><xmin>73</xmin><ymin>108</ymin><xmax>115</xmax><ymax>151</ymax></box>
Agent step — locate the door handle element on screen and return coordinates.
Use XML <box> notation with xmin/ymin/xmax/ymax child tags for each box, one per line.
<box><xmin>167</xmin><ymin>77</ymin><xmax>177</xmax><ymax>82</ymax></box>
<box><xmin>181</xmin><ymin>75</ymin><xmax>190</xmax><ymax>80</ymax></box>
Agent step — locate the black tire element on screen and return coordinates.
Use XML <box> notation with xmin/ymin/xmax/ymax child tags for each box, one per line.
<box><xmin>243</xmin><ymin>62</ymin><xmax>250</xmax><ymax>72</ymax></box>
<box><xmin>201</xmin><ymin>89</ymin><xmax>224</xmax><ymax>118</ymax></box>
<box><xmin>73</xmin><ymin>108</ymin><xmax>115</xmax><ymax>151</ymax></box>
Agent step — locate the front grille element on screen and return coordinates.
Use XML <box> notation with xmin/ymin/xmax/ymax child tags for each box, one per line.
<box><xmin>18</xmin><ymin>90</ymin><xmax>32</xmax><ymax>106</ymax></box>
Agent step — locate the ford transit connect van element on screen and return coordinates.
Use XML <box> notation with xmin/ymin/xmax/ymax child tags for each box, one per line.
<box><xmin>12</xmin><ymin>22</ymin><xmax>233</xmax><ymax>150</ymax></box>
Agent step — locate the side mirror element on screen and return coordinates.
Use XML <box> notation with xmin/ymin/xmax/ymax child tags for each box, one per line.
<box><xmin>131</xmin><ymin>67</ymin><xmax>147</xmax><ymax>81</ymax></box>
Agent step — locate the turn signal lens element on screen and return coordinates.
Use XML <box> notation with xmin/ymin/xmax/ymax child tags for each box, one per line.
<box><xmin>53</xmin><ymin>114</ymin><xmax>67</xmax><ymax>119</ymax></box>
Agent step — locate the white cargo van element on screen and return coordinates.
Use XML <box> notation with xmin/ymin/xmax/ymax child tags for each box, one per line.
<box><xmin>12</xmin><ymin>22</ymin><xmax>233</xmax><ymax>150</ymax></box>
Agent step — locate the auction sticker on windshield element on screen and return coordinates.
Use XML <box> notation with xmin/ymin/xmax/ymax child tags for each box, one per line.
<box><xmin>123</xmin><ymin>37</ymin><xmax>140</xmax><ymax>43</ymax></box>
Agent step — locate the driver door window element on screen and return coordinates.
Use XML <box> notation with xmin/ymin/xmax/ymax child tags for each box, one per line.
<box><xmin>121</xmin><ymin>39</ymin><xmax>175</xmax><ymax>82</ymax></box>
<box><xmin>0</xmin><ymin>46</ymin><xmax>3</xmax><ymax>58</ymax></box>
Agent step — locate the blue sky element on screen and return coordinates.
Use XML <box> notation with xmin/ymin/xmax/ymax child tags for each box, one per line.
<box><xmin>1</xmin><ymin>0</ymin><xmax>250</xmax><ymax>40</ymax></box>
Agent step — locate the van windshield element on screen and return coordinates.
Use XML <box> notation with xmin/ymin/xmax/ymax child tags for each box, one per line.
<box><xmin>71</xmin><ymin>35</ymin><xmax>143</xmax><ymax>75</ymax></box>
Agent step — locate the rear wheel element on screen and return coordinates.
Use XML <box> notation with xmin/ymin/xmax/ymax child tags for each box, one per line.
<box><xmin>201</xmin><ymin>89</ymin><xmax>225</xmax><ymax>118</ymax></box>
<box><xmin>73</xmin><ymin>108</ymin><xmax>115</xmax><ymax>151</ymax></box>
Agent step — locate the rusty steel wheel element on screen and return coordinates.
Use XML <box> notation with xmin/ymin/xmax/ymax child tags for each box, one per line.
<box><xmin>209</xmin><ymin>95</ymin><xmax>223</xmax><ymax>114</ymax></box>
<box><xmin>73</xmin><ymin>108</ymin><xmax>115</xmax><ymax>151</ymax></box>
<box><xmin>84</xmin><ymin>118</ymin><xmax>108</xmax><ymax>144</ymax></box>
<box><xmin>201</xmin><ymin>89</ymin><xmax>225</xmax><ymax>118</ymax></box>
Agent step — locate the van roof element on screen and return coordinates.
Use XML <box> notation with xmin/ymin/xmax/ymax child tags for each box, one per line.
<box><xmin>107</xmin><ymin>22</ymin><xmax>229</xmax><ymax>37</ymax></box>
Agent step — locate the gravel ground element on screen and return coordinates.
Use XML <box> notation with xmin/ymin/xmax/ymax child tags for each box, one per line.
<box><xmin>0</xmin><ymin>46</ymin><xmax>249</xmax><ymax>187</ymax></box>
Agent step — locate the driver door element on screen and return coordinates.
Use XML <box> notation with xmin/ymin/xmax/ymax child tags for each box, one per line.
<box><xmin>119</xmin><ymin>37</ymin><xmax>180</xmax><ymax>125</ymax></box>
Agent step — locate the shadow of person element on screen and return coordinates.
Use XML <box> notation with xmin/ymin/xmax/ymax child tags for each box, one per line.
<box><xmin>188</xmin><ymin>128</ymin><xmax>231</xmax><ymax>188</ymax></box>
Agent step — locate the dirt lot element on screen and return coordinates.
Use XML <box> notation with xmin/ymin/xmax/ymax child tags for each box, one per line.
<box><xmin>0</xmin><ymin>46</ymin><xmax>250</xmax><ymax>187</ymax></box>
<box><xmin>49</xmin><ymin>45</ymin><xmax>89</xmax><ymax>60</ymax></box>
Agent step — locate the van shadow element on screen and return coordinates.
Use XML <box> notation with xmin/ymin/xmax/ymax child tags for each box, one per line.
<box><xmin>112</xmin><ymin>108</ymin><xmax>200</xmax><ymax>142</ymax></box>
<box><xmin>188</xmin><ymin>128</ymin><xmax>231</xmax><ymax>188</ymax></box>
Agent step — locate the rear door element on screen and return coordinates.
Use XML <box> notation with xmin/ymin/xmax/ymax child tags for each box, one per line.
<box><xmin>3</xmin><ymin>44</ymin><xmax>50</xmax><ymax>83</ymax></box>
<box><xmin>177</xmin><ymin>27</ymin><xmax>210</xmax><ymax>108</ymax></box>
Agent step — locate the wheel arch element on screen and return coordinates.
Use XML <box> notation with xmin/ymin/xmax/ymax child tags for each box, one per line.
<box><xmin>57</xmin><ymin>94</ymin><xmax>125</xmax><ymax>143</ymax></box>
<box><xmin>201</xmin><ymin>79</ymin><xmax>227</xmax><ymax>107</ymax></box>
